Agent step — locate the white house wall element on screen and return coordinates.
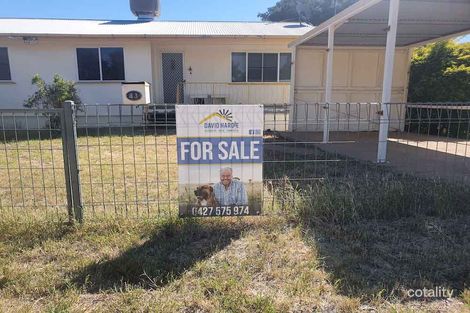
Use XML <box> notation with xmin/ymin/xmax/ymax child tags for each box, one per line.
<box><xmin>150</xmin><ymin>37</ymin><xmax>294</xmax><ymax>104</ymax></box>
<box><xmin>0</xmin><ymin>36</ymin><xmax>295</xmax><ymax>113</ymax></box>
<box><xmin>0</xmin><ymin>37</ymin><xmax>153</xmax><ymax>108</ymax></box>
<box><xmin>0</xmin><ymin>37</ymin><xmax>153</xmax><ymax>127</ymax></box>
<box><xmin>293</xmin><ymin>46</ymin><xmax>411</xmax><ymax>131</ymax></box>
<box><xmin>0</xmin><ymin>36</ymin><xmax>297</xmax><ymax>128</ymax></box>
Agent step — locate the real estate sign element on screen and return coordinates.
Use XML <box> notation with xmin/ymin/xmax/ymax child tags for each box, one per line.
<box><xmin>176</xmin><ymin>105</ymin><xmax>264</xmax><ymax>217</ymax></box>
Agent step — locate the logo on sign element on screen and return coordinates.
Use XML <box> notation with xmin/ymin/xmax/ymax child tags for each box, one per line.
<box><xmin>199</xmin><ymin>109</ymin><xmax>233</xmax><ymax>124</ymax></box>
<box><xmin>126</xmin><ymin>90</ymin><xmax>142</xmax><ymax>101</ymax></box>
<box><xmin>199</xmin><ymin>109</ymin><xmax>239</xmax><ymax>131</ymax></box>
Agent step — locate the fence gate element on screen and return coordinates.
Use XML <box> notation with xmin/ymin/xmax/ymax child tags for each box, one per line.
<box><xmin>0</xmin><ymin>101</ymin><xmax>82</xmax><ymax>222</ymax></box>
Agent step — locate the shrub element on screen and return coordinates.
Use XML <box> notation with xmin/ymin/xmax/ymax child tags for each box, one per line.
<box><xmin>24</xmin><ymin>74</ymin><xmax>81</xmax><ymax>128</ymax></box>
<box><xmin>408</xmin><ymin>40</ymin><xmax>470</xmax><ymax>102</ymax></box>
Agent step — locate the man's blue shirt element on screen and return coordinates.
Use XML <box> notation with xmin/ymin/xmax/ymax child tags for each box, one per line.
<box><xmin>214</xmin><ymin>180</ymin><xmax>248</xmax><ymax>205</ymax></box>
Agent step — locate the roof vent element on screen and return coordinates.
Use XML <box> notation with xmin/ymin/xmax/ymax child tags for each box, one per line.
<box><xmin>130</xmin><ymin>0</ymin><xmax>160</xmax><ymax>21</ymax></box>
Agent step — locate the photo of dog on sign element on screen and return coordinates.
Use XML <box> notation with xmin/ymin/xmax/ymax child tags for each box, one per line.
<box><xmin>194</xmin><ymin>185</ymin><xmax>218</xmax><ymax>207</ymax></box>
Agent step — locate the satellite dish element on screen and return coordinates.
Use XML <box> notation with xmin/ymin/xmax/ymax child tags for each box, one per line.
<box><xmin>130</xmin><ymin>0</ymin><xmax>161</xmax><ymax>20</ymax></box>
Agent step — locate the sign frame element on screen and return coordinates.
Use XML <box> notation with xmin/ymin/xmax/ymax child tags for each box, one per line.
<box><xmin>176</xmin><ymin>104</ymin><xmax>264</xmax><ymax>218</ymax></box>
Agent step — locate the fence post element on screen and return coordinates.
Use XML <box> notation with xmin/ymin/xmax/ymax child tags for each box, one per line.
<box><xmin>61</xmin><ymin>109</ymin><xmax>74</xmax><ymax>223</ymax></box>
<box><xmin>61</xmin><ymin>101</ymin><xmax>83</xmax><ymax>223</ymax></box>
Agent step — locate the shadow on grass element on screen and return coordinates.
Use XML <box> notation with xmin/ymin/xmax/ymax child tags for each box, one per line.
<box><xmin>307</xmin><ymin>215</ymin><xmax>470</xmax><ymax>300</ymax></box>
<box><xmin>265</xmin><ymin>136</ymin><xmax>470</xmax><ymax>300</ymax></box>
<box><xmin>67</xmin><ymin>218</ymin><xmax>247</xmax><ymax>293</ymax></box>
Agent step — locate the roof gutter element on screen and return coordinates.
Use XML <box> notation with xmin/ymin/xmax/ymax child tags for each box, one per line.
<box><xmin>2</xmin><ymin>33</ymin><xmax>302</xmax><ymax>39</ymax></box>
<box><xmin>403</xmin><ymin>28</ymin><xmax>470</xmax><ymax>47</ymax></box>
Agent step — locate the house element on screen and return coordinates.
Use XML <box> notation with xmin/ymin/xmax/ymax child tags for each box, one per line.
<box><xmin>0</xmin><ymin>14</ymin><xmax>413</xmax><ymax>111</ymax></box>
<box><xmin>0</xmin><ymin>17</ymin><xmax>409</xmax><ymax>132</ymax></box>
<box><xmin>0</xmin><ymin>18</ymin><xmax>311</xmax><ymax>108</ymax></box>
<box><xmin>0</xmin><ymin>0</ymin><xmax>468</xmax><ymax>140</ymax></box>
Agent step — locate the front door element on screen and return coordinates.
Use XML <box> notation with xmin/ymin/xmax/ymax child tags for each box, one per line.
<box><xmin>162</xmin><ymin>53</ymin><xmax>184</xmax><ymax>103</ymax></box>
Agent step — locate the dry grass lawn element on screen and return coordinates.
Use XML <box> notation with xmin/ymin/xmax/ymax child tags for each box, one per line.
<box><xmin>1</xmin><ymin>216</ymin><xmax>469</xmax><ymax>313</ymax></box>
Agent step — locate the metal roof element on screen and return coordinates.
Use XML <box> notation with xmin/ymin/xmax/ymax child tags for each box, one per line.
<box><xmin>0</xmin><ymin>18</ymin><xmax>313</xmax><ymax>38</ymax></box>
<box><xmin>290</xmin><ymin>0</ymin><xmax>470</xmax><ymax>47</ymax></box>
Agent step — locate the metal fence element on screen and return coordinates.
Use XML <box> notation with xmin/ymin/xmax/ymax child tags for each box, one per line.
<box><xmin>1</xmin><ymin>102</ymin><xmax>469</xmax><ymax>222</ymax></box>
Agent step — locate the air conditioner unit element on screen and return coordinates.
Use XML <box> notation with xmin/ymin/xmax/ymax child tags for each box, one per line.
<box><xmin>210</xmin><ymin>97</ymin><xmax>227</xmax><ymax>104</ymax></box>
<box><xmin>191</xmin><ymin>95</ymin><xmax>227</xmax><ymax>105</ymax></box>
<box><xmin>191</xmin><ymin>97</ymin><xmax>206</xmax><ymax>105</ymax></box>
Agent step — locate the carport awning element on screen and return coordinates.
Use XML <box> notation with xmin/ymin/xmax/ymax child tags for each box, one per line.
<box><xmin>290</xmin><ymin>0</ymin><xmax>470</xmax><ymax>47</ymax></box>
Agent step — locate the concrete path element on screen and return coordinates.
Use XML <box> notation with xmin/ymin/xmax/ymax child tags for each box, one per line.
<box><xmin>278</xmin><ymin>131</ymin><xmax>470</xmax><ymax>182</ymax></box>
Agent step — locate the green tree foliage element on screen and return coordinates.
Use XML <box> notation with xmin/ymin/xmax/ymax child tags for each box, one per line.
<box><xmin>408</xmin><ymin>40</ymin><xmax>470</xmax><ymax>102</ymax></box>
<box><xmin>406</xmin><ymin>40</ymin><xmax>470</xmax><ymax>139</ymax></box>
<box><xmin>258</xmin><ymin>0</ymin><xmax>357</xmax><ymax>25</ymax></box>
<box><xmin>24</xmin><ymin>74</ymin><xmax>81</xmax><ymax>110</ymax></box>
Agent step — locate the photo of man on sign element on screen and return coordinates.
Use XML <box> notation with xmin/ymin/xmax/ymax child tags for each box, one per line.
<box><xmin>214</xmin><ymin>167</ymin><xmax>248</xmax><ymax>206</ymax></box>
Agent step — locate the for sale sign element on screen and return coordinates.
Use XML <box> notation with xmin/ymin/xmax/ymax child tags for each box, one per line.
<box><xmin>176</xmin><ymin>105</ymin><xmax>264</xmax><ymax>217</ymax></box>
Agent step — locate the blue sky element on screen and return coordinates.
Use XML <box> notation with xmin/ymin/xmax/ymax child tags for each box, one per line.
<box><xmin>0</xmin><ymin>0</ymin><xmax>278</xmax><ymax>21</ymax></box>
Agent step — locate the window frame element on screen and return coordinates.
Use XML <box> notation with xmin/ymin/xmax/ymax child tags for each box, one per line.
<box><xmin>76</xmin><ymin>47</ymin><xmax>125</xmax><ymax>81</ymax></box>
<box><xmin>247</xmin><ymin>53</ymin><xmax>263</xmax><ymax>82</ymax></box>
<box><xmin>231</xmin><ymin>52</ymin><xmax>292</xmax><ymax>83</ymax></box>
<box><xmin>0</xmin><ymin>47</ymin><xmax>12</xmax><ymax>81</ymax></box>
<box><xmin>279</xmin><ymin>53</ymin><xmax>293</xmax><ymax>82</ymax></box>
<box><xmin>231</xmin><ymin>52</ymin><xmax>247</xmax><ymax>83</ymax></box>
<box><xmin>76</xmin><ymin>48</ymin><xmax>101</xmax><ymax>81</ymax></box>
<box><xmin>261</xmin><ymin>53</ymin><xmax>279</xmax><ymax>83</ymax></box>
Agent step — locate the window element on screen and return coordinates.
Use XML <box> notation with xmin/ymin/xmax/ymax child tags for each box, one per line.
<box><xmin>0</xmin><ymin>48</ymin><xmax>11</xmax><ymax>81</ymax></box>
<box><xmin>231</xmin><ymin>52</ymin><xmax>246</xmax><ymax>82</ymax></box>
<box><xmin>231</xmin><ymin>52</ymin><xmax>291</xmax><ymax>82</ymax></box>
<box><xmin>279</xmin><ymin>53</ymin><xmax>292</xmax><ymax>81</ymax></box>
<box><xmin>77</xmin><ymin>47</ymin><xmax>125</xmax><ymax>81</ymax></box>
<box><xmin>262</xmin><ymin>53</ymin><xmax>278</xmax><ymax>82</ymax></box>
<box><xmin>77</xmin><ymin>48</ymin><xmax>100</xmax><ymax>80</ymax></box>
<box><xmin>248</xmin><ymin>53</ymin><xmax>262</xmax><ymax>82</ymax></box>
<box><xmin>101</xmin><ymin>48</ymin><xmax>125</xmax><ymax>81</ymax></box>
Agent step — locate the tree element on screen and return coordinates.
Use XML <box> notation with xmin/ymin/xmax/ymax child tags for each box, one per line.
<box><xmin>24</xmin><ymin>74</ymin><xmax>82</xmax><ymax>128</ymax></box>
<box><xmin>406</xmin><ymin>40</ymin><xmax>470</xmax><ymax>139</ymax></box>
<box><xmin>408</xmin><ymin>40</ymin><xmax>470</xmax><ymax>102</ymax></box>
<box><xmin>258</xmin><ymin>0</ymin><xmax>357</xmax><ymax>25</ymax></box>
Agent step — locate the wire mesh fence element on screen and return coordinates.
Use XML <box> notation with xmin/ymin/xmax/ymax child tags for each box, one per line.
<box><xmin>0</xmin><ymin>109</ymin><xmax>68</xmax><ymax>220</ymax></box>
<box><xmin>0</xmin><ymin>102</ymin><xmax>469</xmax><ymax>222</ymax></box>
<box><xmin>76</xmin><ymin>104</ymin><xmax>178</xmax><ymax>219</ymax></box>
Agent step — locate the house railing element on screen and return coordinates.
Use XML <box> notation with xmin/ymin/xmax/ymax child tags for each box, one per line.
<box><xmin>176</xmin><ymin>81</ymin><xmax>291</xmax><ymax>104</ymax></box>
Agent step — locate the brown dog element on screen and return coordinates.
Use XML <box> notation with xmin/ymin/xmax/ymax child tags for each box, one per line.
<box><xmin>194</xmin><ymin>185</ymin><xmax>219</xmax><ymax>207</ymax></box>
